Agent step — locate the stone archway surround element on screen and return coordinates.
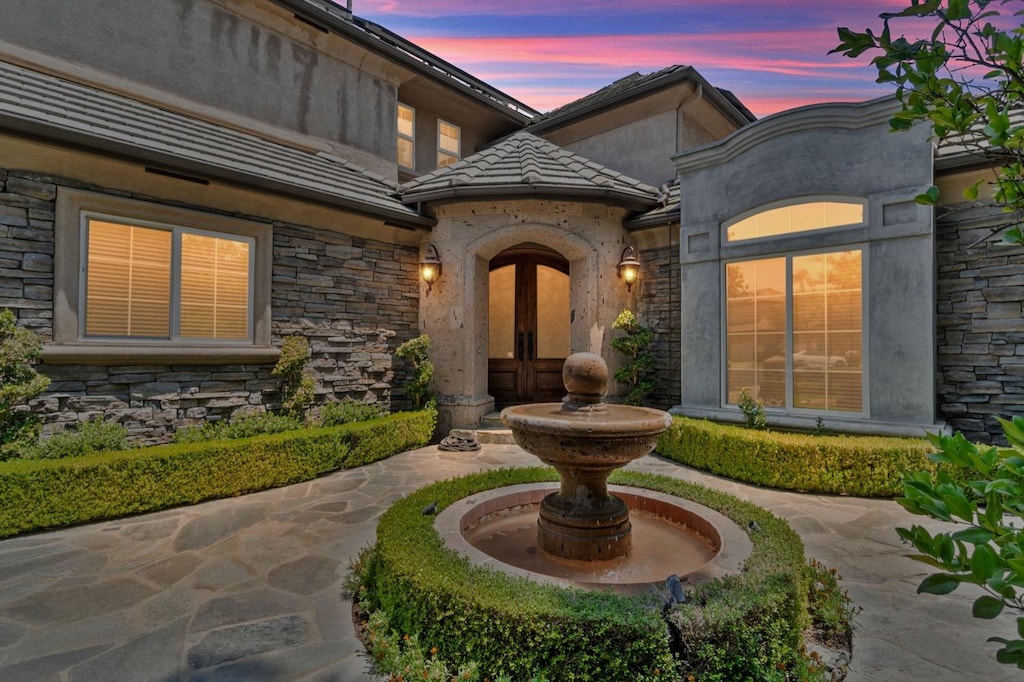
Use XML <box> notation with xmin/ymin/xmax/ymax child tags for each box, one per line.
<box><xmin>419</xmin><ymin>199</ymin><xmax>638</xmax><ymax>434</ymax></box>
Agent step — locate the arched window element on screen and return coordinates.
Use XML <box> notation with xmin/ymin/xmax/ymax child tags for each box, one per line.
<box><xmin>725</xmin><ymin>198</ymin><xmax>866</xmax><ymax>242</ymax></box>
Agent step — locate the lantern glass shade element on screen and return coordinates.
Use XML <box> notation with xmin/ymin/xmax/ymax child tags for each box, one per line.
<box><xmin>420</xmin><ymin>245</ymin><xmax>442</xmax><ymax>291</ymax></box>
<box><xmin>617</xmin><ymin>246</ymin><xmax>640</xmax><ymax>292</ymax></box>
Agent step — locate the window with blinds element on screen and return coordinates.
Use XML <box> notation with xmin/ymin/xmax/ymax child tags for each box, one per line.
<box><xmin>725</xmin><ymin>248</ymin><xmax>863</xmax><ymax>414</ymax></box>
<box><xmin>397</xmin><ymin>103</ymin><xmax>415</xmax><ymax>170</ymax></box>
<box><xmin>84</xmin><ymin>218</ymin><xmax>252</xmax><ymax>341</ymax></box>
<box><xmin>437</xmin><ymin>119</ymin><xmax>460</xmax><ymax>168</ymax></box>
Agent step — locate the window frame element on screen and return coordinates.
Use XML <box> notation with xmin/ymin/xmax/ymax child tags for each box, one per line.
<box><xmin>721</xmin><ymin>243</ymin><xmax>869</xmax><ymax>418</ymax></box>
<box><xmin>397</xmin><ymin>102</ymin><xmax>416</xmax><ymax>171</ymax></box>
<box><xmin>79</xmin><ymin>213</ymin><xmax>256</xmax><ymax>343</ymax></box>
<box><xmin>437</xmin><ymin>119</ymin><xmax>461</xmax><ymax>168</ymax></box>
<box><xmin>50</xmin><ymin>188</ymin><xmax>275</xmax><ymax>364</ymax></box>
<box><xmin>723</xmin><ymin>195</ymin><xmax>868</xmax><ymax>244</ymax></box>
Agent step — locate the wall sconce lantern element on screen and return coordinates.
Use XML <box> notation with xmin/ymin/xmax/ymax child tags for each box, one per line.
<box><xmin>617</xmin><ymin>246</ymin><xmax>640</xmax><ymax>292</ymax></box>
<box><xmin>420</xmin><ymin>244</ymin><xmax>442</xmax><ymax>293</ymax></box>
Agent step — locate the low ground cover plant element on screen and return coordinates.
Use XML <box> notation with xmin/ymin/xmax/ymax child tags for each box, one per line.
<box><xmin>659</xmin><ymin>416</ymin><xmax>936</xmax><ymax>497</ymax></box>
<box><xmin>18</xmin><ymin>419</ymin><xmax>132</xmax><ymax>459</ymax></box>
<box><xmin>0</xmin><ymin>407</ymin><xmax>435</xmax><ymax>537</ymax></box>
<box><xmin>174</xmin><ymin>411</ymin><xmax>304</xmax><ymax>443</ymax></box>
<box><xmin>351</xmin><ymin>467</ymin><xmax>816</xmax><ymax>681</ymax></box>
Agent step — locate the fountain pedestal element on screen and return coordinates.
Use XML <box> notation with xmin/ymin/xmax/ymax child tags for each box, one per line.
<box><xmin>501</xmin><ymin>353</ymin><xmax>672</xmax><ymax>562</ymax></box>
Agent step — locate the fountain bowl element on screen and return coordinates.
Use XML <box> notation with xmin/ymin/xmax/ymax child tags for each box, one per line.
<box><xmin>500</xmin><ymin>353</ymin><xmax>673</xmax><ymax>561</ymax></box>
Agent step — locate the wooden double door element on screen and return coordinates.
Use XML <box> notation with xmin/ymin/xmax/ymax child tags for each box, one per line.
<box><xmin>488</xmin><ymin>250</ymin><xmax>570</xmax><ymax>405</ymax></box>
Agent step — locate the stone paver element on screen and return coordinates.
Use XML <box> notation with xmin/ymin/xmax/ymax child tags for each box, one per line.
<box><xmin>0</xmin><ymin>444</ymin><xmax>1019</xmax><ymax>681</ymax></box>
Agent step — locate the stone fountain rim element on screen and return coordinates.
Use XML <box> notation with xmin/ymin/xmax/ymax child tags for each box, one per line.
<box><xmin>434</xmin><ymin>482</ymin><xmax>753</xmax><ymax>591</ymax></box>
<box><xmin>500</xmin><ymin>403</ymin><xmax>674</xmax><ymax>437</ymax></box>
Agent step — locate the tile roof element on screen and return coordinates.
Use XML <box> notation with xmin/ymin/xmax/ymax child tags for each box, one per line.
<box><xmin>528</xmin><ymin>66</ymin><xmax>755</xmax><ymax>133</ymax></box>
<box><xmin>625</xmin><ymin>182</ymin><xmax>680</xmax><ymax>230</ymax></box>
<box><xmin>399</xmin><ymin>131</ymin><xmax>660</xmax><ymax>210</ymax></box>
<box><xmin>0</xmin><ymin>60</ymin><xmax>432</xmax><ymax>228</ymax></box>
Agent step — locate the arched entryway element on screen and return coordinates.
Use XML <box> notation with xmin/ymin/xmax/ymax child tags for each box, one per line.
<box><xmin>487</xmin><ymin>245</ymin><xmax>570</xmax><ymax>405</ymax></box>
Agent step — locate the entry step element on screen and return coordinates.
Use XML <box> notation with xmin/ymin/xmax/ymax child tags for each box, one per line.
<box><xmin>448</xmin><ymin>412</ymin><xmax>515</xmax><ymax>445</ymax></box>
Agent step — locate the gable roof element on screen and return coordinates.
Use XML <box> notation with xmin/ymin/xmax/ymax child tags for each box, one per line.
<box><xmin>527</xmin><ymin>65</ymin><xmax>756</xmax><ymax>133</ymax></box>
<box><xmin>399</xmin><ymin>131</ymin><xmax>659</xmax><ymax>210</ymax></box>
<box><xmin>0</xmin><ymin>60</ymin><xmax>432</xmax><ymax>228</ymax></box>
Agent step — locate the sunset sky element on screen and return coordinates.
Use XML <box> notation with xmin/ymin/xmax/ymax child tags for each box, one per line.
<box><xmin>351</xmin><ymin>0</ymin><xmax>939</xmax><ymax>118</ymax></box>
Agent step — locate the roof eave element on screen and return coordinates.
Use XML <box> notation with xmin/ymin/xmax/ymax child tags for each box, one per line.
<box><xmin>624</xmin><ymin>210</ymin><xmax>679</xmax><ymax>231</ymax></box>
<box><xmin>529</xmin><ymin>66</ymin><xmax>754</xmax><ymax>134</ymax></box>
<box><xmin>273</xmin><ymin>0</ymin><xmax>537</xmax><ymax>125</ymax></box>
<box><xmin>402</xmin><ymin>184</ymin><xmax>658</xmax><ymax>211</ymax></box>
<box><xmin>0</xmin><ymin>117</ymin><xmax>435</xmax><ymax>229</ymax></box>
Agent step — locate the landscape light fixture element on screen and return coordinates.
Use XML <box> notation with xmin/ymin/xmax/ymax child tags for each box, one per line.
<box><xmin>420</xmin><ymin>244</ymin><xmax>442</xmax><ymax>293</ymax></box>
<box><xmin>617</xmin><ymin>246</ymin><xmax>640</xmax><ymax>292</ymax></box>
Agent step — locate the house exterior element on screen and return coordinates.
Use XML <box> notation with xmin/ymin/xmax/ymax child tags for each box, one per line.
<box><xmin>0</xmin><ymin>0</ymin><xmax>1019</xmax><ymax>444</ymax></box>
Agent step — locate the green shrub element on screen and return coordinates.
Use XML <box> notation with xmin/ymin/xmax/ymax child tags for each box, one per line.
<box><xmin>318</xmin><ymin>398</ymin><xmax>387</xmax><ymax>427</ymax></box>
<box><xmin>273</xmin><ymin>335</ymin><xmax>315</xmax><ymax>418</ymax></box>
<box><xmin>611</xmin><ymin>309</ymin><xmax>654</xmax><ymax>406</ymax></box>
<box><xmin>395</xmin><ymin>334</ymin><xmax>433</xmax><ymax>409</ymax></box>
<box><xmin>658</xmin><ymin>416</ymin><xmax>935</xmax><ymax>497</ymax></box>
<box><xmin>0</xmin><ymin>309</ymin><xmax>50</xmax><ymax>459</ymax></box>
<box><xmin>20</xmin><ymin>419</ymin><xmax>131</xmax><ymax>459</ymax></box>
<box><xmin>0</xmin><ymin>407</ymin><xmax>436</xmax><ymax>538</ymax></box>
<box><xmin>353</xmin><ymin>467</ymin><xmax>808</xmax><ymax>681</ymax></box>
<box><xmin>174</xmin><ymin>411</ymin><xmax>303</xmax><ymax>443</ymax></box>
<box><xmin>737</xmin><ymin>389</ymin><xmax>767</xmax><ymax>430</ymax></box>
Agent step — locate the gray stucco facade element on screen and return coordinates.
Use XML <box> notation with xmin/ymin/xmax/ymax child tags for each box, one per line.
<box><xmin>672</xmin><ymin>98</ymin><xmax>939</xmax><ymax>435</ymax></box>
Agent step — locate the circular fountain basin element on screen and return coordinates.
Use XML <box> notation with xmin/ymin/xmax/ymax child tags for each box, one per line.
<box><xmin>435</xmin><ymin>483</ymin><xmax>753</xmax><ymax>594</ymax></box>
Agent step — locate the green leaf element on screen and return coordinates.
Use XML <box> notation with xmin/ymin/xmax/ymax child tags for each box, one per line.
<box><xmin>963</xmin><ymin>178</ymin><xmax>983</xmax><ymax>202</ymax></box>
<box><xmin>953</xmin><ymin>527</ymin><xmax>994</xmax><ymax>545</ymax></box>
<box><xmin>915</xmin><ymin>185</ymin><xmax>940</xmax><ymax>205</ymax></box>
<box><xmin>973</xmin><ymin>595</ymin><xmax>1005</xmax><ymax>619</ymax></box>
<box><xmin>918</xmin><ymin>573</ymin><xmax>961</xmax><ymax>595</ymax></box>
<box><xmin>972</xmin><ymin>544</ymin><xmax>998</xmax><ymax>582</ymax></box>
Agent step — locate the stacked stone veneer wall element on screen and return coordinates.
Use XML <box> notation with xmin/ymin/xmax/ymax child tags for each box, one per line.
<box><xmin>637</xmin><ymin>240</ymin><xmax>681</xmax><ymax>410</ymax></box>
<box><xmin>937</xmin><ymin>203</ymin><xmax>1024</xmax><ymax>443</ymax></box>
<box><xmin>0</xmin><ymin>169</ymin><xmax>420</xmax><ymax>444</ymax></box>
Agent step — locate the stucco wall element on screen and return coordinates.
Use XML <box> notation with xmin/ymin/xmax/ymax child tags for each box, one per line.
<box><xmin>936</xmin><ymin>201</ymin><xmax>1024</xmax><ymax>443</ymax></box>
<box><xmin>0</xmin><ymin>0</ymin><xmax>399</xmax><ymax>171</ymax></box>
<box><xmin>419</xmin><ymin>199</ymin><xmax>639</xmax><ymax>432</ymax></box>
<box><xmin>672</xmin><ymin>99</ymin><xmax>939</xmax><ymax>435</ymax></box>
<box><xmin>0</xmin><ymin>168</ymin><xmax>420</xmax><ymax>444</ymax></box>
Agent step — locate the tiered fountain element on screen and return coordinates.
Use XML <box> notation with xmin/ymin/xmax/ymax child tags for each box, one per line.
<box><xmin>500</xmin><ymin>352</ymin><xmax>672</xmax><ymax>561</ymax></box>
<box><xmin>435</xmin><ymin>352</ymin><xmax>749</xmax><ymax>592</ymax></box>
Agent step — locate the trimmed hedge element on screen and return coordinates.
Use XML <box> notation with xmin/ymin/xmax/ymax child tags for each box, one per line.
<box><xmin>658</xmin><ymin>416</ymin><xmax>935</xmax><ymax>497</ymax></box>
<box><xmin>355</xmin><ymin>467</ymin><xmax>808</xmax><ymax>681</ymax></box>
<box><xmin>0</xmin><ymin>408</ymin><xmax>435</xmax><ymax>538</ymax></box>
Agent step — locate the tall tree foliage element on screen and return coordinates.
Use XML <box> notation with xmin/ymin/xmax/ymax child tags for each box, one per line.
<box><xmin>833</xmin><ymin>0</ymin><xmax>1024</xmax><ymax>245</ymax></box>
<box><xmin>835</xmin><ymin>1</ymin><xmax>1024</xmax><ymax>668</ymax></box>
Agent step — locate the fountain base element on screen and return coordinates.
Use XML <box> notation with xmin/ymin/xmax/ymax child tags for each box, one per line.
<box><xmin>538</xmin><ymin>492</ymin><xmax>632</xmax><ymax>560</ymax></box>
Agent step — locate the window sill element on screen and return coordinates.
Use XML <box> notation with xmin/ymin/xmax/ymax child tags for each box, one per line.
<box><xmin>41</xmin><ymin>344</ymin><xmax>282</xmax><ymax>366</ymax></box>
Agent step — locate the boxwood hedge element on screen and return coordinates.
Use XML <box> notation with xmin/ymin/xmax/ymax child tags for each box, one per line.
<box><xmin>0</xmin><ymin>408</ymin><xmax>435</xmax><ymax>538</ymax></box>
<box><xmin>658</xmin><ymin>417</ymin><xmax>935</xmax><ymax>497</ymax></box>
<box><xmin>354</xmin><ymin>466</ymin><xmax>808</xmax><ymax>681</ymax></box>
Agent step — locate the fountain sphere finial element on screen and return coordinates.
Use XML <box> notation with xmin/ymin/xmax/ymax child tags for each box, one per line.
<box><xmin>562</xmin><ymin>352</ymin><xmax>607</xmax><ymax>409</ymax></box>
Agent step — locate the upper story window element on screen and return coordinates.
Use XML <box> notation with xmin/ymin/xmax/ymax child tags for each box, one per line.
<box><xmin>397</xmin><ymin>103</ymin><xmax>415</xmax><ymax>170</ymax></box>
<box><xmin>438</xmin><ymin>120</ymin><xmax>460</xmax><ymax>168</ymax></box>
<box><xmin>84</xmin><ymin>218</ymin><xmax>252</xmax><ymax>341</ymax></box>
<box><xmin>725</xmin><ymin>199</ymin><xmax>865</xmax><ymax>242</ymax></box>
<box><xmin>50</xmin><ymin>188</ymin><xmax>274</xmax><ymax>364</ymax></box>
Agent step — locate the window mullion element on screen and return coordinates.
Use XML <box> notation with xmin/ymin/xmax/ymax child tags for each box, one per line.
<box><xmin>785</xmin><ymin>255</ymin><xmax>794</xmax><ymax>411</ymax></box>
<box><xmin>170</xmin><ymin>229</ymin><xmax>182</xmax><ymax>342</ymax></box>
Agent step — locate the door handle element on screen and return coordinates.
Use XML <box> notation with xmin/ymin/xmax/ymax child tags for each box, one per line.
<box><xmin>527</xmin><ymin>331</ymin><xmax>534</xmax><ymax>361</ymax></box>
<box><xmin>518</xmin><ymin>332</ymin><xmax>524</xmax><ymax>361</ymax></box>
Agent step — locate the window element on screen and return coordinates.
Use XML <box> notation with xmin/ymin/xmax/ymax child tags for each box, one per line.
<box><xmin>52</xmin><ymin>188</ymin><xmax>274</xmax><ymax>363</ymax></box>
<box><xmin>84</xmin><ymin>218</ymin><xmax>252</xmax><ymax>340</ymax></box>
<box><xmin>726</xmin><ymin>199</ymin><xmax>864</xmax><ymax>242</ymax></box>
<box><xmin>725</xmin><ymin>248</ymin><xmax>863</xmax><ymax>413</ymax></box>
<box><xmin>397</xmin><ymin>103</ymin><xmax>415</xmax><ymax>170</ymax></box>
<box><xmin>438</xmin><ymin>120</ymin><xmax>460</xmax><ymax>168</ymax></box>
